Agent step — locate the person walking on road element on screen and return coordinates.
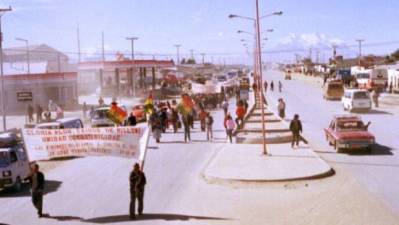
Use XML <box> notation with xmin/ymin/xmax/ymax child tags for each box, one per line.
<box><xmin>278</xmin><ymin>81</ymin><xmax>283</xmax><ymax>92</ymax></box>
<box><xmin>270</xmin><ymin>81</ymin><xmax>274</xmax><ymax>92</ymax></box>
<box><xmin>277</xmin><ymin>98</ymin><xmax>286</xmax><ymax>119</ymax></box>
<box><xmin>225</xmin><ymin>114</ymin><xmax>236</xmax><ymax>143</ymax></box>
<box><xmin>199</xmin><ymin>109</ymin><xmax>208</xmax><ymax>132</ymax></box>
<box><xmin>27</xmin><ymin>104</ymin><xmax>34</xmax><ymax>123</ymax></box>
<box><xmin>205</xmin><ymin>112</ymin><xmax>214</xmax><ymax>140</ymax></box>
<box><xmin>235</xmin><ymin>102</ymin><xmax>246</xmax><ymax>129</ymax></box>
<box><xmin>182</xmin><ymin>115</ymin><xmax>191</xmax><ymax>143</ymax></box>
<box><xmin>129</xmin><ymin>163</ymin><xmax>147</xmax><ymax>220</ymax></box>
<box><xmin>125</xmin><ymin>112</ymin><xmax>137</xmax><ymax>126</ymax></box>
<box><xmin>372</xmin><ymin>89</ymin><xmax>380</xmax><ymax>108</ymax></box>
<box><xmin>263</xmin><ymin>81</ymin><xmax>268</xmax><ymax>92</ymax></box>
<box><xmin>289</xmin><ymin>114</ymin><xmax>303</xmax><ymax>148</ymax></box>
<box><xmin>221</xmin><ymin>99</ymin><xmax>229</xmax><ymax>115</ymax></box>
<box><xmin>150</xmin><ymin>112</ymin><xmax>162</xmax><ymax>143</ymax></box>
<box><xmin>82</xmin><ymin>102</ymin><xmax>88</xmax><ymax>119</ymax></box>
<box><xmin>36</xmin><ymin>105</ymin><xmax>43</xmax><ymax>123</ymax></box>
<box><xmin>24</xmin><ymin>164</ymin><xmax>45</xmax><ymax>218</ymax></box>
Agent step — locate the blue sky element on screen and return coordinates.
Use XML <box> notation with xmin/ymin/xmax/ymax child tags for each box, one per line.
<box><xmin>1</xmin><ymin>0</ymin><xmax>399</xmax><ymax>63</ymax></box>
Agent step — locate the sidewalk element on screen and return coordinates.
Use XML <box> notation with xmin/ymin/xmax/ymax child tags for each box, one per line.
<box><xmin>203</xmin><ymin>143</ymin><xmax>333</xmax><ymax>182</ymax></box>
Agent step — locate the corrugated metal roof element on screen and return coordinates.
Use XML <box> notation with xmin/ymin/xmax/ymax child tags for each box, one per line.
<box><xmin>3</xmin><ymin>62</ymin><xmax>48</xmax><ymax>75</ymax></box>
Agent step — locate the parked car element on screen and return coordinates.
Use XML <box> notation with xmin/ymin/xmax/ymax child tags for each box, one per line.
<box><xmin>0</xmin><ymin>131</ymin><xmax>30</xmax><ymax>192</ymax></box>
<box><xmin>342</xmin><ymin>89</ymin><xmax>372</xmax><ymax>112</ymax></box>
<box><xmin>323</xmin><ymin>81</ymin><xmax>344</xmax><ymax>100</ymax></box>
<box><xmin>324</xmin><ymin>115</ymin><xmax>375</xmax><ymax>153</ymax></box>
<box><xmin>132</xmin><ymin>105</ymin><xmax>146</xmax><ymax>122</ymax></box>
<box><xmin>91</xmin><ymin>107</ymin><xmax>115</xmax><ymax>127</ymax></box>
<box><xmin>36</xmin><ymin>118</ymin><xmax>84</xmax><ymax>129</ymax></box>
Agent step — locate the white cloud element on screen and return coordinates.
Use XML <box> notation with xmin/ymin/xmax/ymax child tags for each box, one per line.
<box><xmin>277</xmin><ymin>33</ymin><xmax>344</xmax><ymax>48</ymax></box>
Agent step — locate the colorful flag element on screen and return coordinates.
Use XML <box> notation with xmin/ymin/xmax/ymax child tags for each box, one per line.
<box><xmin>144</xmin><ymin>94</ymin><xmax>154</xmax><ymax>114</ymax></box>
<box><xmin>178</xmin><ymin>94</ymin><xmax>194</xmax><ymax>116</ymax></box>
<box><xmin>107</xmin><ymin>103</ymin><xmax>127</xmax><ymax>125</ymax></box>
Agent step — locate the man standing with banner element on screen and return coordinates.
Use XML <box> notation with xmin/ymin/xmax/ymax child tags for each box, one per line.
<box><xmin>129</xmin><ymin>163</ymin><xmax>147</xmax><ymax>220</ymax></box>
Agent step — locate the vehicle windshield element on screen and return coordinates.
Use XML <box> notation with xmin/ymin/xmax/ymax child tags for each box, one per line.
<box><xmin>328</xmin><ymin>83</ymin><xmax>343</xmax><ymax>89</ymax></box>
<box><xmin>337</xmin><ymin>121</ymin><xmax>366</xmax><ymax>131</ymax></box>
<box><xmin>353</xmin><ymin>92</ymin><xmax>369</xmax><ymax>99</ymax></box>
<box><xmin>357</xmin><ymin>73</ymin><xmax>370</xmax><ymax>79</ymax></box>
<box><xmin>0</xmin><ymin>151</ymin><xmax>10</xmax><ymax>166</ymax></box>
<box><xmin>94</xmin><ymin>109</ymin><xmax>108</xmax><ymax>119</ymax></box>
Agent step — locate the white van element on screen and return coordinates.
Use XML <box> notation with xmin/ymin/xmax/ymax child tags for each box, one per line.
<box><xmin>342</xmin><ymin>89</ymin><xmax>372</xmax><ymax>112</ymax></box>
<box><xmin>0</xmin><ymin>131</ymin><xmax>30</xmax><ymax>192</ymax></box>
<box><xmin>91</xmin><ymin>107</ymin><xmax>115</xmax><ymax>127</ymax></box>
<box><xmin>36</xmin><ymin>118</ymin><xmax>84</xmax><ymax>129</ymax></box>
<box><xmin>355</xmin><ymin>69</ymin><xmax>388</xmax><ymax>91</ymax></box>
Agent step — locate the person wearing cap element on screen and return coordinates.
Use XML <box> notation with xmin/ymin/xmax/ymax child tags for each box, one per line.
<box><xmin>129</xmin><ymin>163</ymin><xmax>147</xmax><ymax>219</ymax></box>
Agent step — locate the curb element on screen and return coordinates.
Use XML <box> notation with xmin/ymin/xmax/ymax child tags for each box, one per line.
<box><xmin>201</xmin><ymin>147</ymin><xmax>335</xmax><ymax>184</ymax></box>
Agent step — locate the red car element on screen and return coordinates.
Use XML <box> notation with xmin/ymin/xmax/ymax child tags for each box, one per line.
<box><xmin>324</xmin><ymin>115</ymin><xmax>375</xmax><ymax>153</ymax></box>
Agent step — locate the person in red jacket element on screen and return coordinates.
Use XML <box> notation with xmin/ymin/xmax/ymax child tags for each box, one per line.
<box><xmin>235</xmin><ymin>104</ymin><xmax>246</xmax><ymax>129</ymax></box>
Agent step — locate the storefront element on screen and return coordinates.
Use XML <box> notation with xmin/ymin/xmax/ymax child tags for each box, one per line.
<box><xmin>2</xmin><ymin>72</ymin><xmax>78</xmax><ymax>113</ymax></box>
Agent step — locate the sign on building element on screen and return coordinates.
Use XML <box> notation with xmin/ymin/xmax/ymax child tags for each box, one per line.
<box><xmin>17</xmin><ymin>92</ymin><xmax>33</xmax><ymax>102</ymax></box>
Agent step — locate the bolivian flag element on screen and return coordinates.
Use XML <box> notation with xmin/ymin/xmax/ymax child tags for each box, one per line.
<box><xmin>178</xmin><ymin>94</ymin><xmax>194</xmax><ymax>116</ymax></box>
<box><xmin>144</xmin><ymin>94</ymin><xmax>154</xmax><ymax>114</ymax></box>
<box><xmin>107</xmin><ymin>103</ymin><xmax>127</xmax><ymax>125</ymax></box>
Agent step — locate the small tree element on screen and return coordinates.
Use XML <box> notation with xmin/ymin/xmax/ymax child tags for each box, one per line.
<box><xmin>391</xmin><ymin>49</ymin><xmax>399</xmax><ymax>60</ymax></box>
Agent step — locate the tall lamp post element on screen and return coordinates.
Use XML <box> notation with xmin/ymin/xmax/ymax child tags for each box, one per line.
<box><xmin>15</xmin><ymin>37</ymin><xmax>30</xmax><ymax>74</ymax></box>
<box><xmin>229</xmin><ymin>7</ymin><xmax>282</xmax><ymax>155</ymax></box>
<box><xmin>126</xmin><ymin>37</ymin><xmax>139</xmax><ymax>60</ymax></box>
<box><xmin>0</xmin><ymin>6</ymin><xmax>12</xmax><ymax>131</ymax></box>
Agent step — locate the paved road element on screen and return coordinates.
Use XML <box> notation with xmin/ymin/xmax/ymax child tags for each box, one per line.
<box><xmin>264</xmin><ymin>69</ymin><xmax>399</xmax><ymax>213</ymax></box>
<box><xmin>1</xmin><ymin>76</ymin><xmax>398</xmax><ymax>225</ymax></box>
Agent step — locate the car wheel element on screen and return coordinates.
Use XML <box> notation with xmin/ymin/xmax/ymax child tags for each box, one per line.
<box><xmin>334</xmin><ymin>142</ymin><xmax>343</xmax><ymax>153</ymax></box>
<box><xmin>14</xmin><ymin>177</ymin><xmax>22</xmax><ymax>192</ymax></box>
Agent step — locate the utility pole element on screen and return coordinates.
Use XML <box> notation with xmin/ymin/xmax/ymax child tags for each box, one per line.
<box><xmin>309</xmin><ymin>48</ymin><xmax>312</xmax><ymax>61</ymax></box>
<box><xmin>356</xmin><ymin>39</ymin><xmax>364</xmax><ymax>66</ymax></box>
<box><xmin>101</xmin><ymin>31</ymin><xmax>105</xmax><ymax>61</ymax></box>
<box><xmin>15</xmin><ymin>37</ymin><xmax>30</xmax><ymax>74</ymax></box>
<box><xmin>126</xmin><ymin>37</ymin><xmax>139</xmax><ymax>60</ymax></box>
<box><xmin>77</xmin><ymin>24</ymin><xmax>81</xmax><ymax>62</ymax></box>
<box><xmin>332</xmin><ymin>45</ymin><xmax>337</xmax><ymax>58</ymax></box>
<box><xmin>316</xmin><ymin>49</ymin><xmax>320</xmax><ymax>64</ymax></box>
<box><xmin>0</xmin><ymin>6</ymin><xmax>12</xmax><ymax>131</ymax></box>
<box><xmin>189</xmin><ymin>49</ymin><xmax>194</xmax><ymax>60</ymax></box>
<box><xmin>174</xmin><ymin>44</ymin><xmax>181</xmax><ymax>65</ymax></box>
<box><xmin>201</xmin><ymin>53</ymin><xmax>205</xmax><ymax>64</ymax></box>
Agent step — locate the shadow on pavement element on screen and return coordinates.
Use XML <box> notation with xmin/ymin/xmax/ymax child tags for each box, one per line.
<box><xmin>83</xmin><ymin>213</ymin><xmax>231</xmax><ymax>224</ymax></box>
<box><xmin>0</xmin><ymin>180</ymin><xmax>62</xmax><ymax>198</ymax></box>
<box><xmin>147</xmin><ymin>146</ymin><xmax>159</xmax><ymax>150</ymax></box>
<box><xmin>346</xmin><ymin>144</ymin><xmax>393</xmax><ymax>156</ymax></box>
<box><xmin>159</xmin><ymin>141</ymin><xmax>186</xmax><ymax>144</ymax></box>
<box><xmin>355</xmin><ymin>109</ymin><xmax>392</xmax><ymax>115</ymax></box>
<box><xmin>42</xmin><ymin>214</ymin><xmax>83</xmax><ymax>222</ymax></box>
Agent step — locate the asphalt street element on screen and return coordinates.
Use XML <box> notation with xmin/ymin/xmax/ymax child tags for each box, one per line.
<box><xmin>264</xmin><ymin>69</ymin><xmax>399</xmax><ymax>214</ymax></box>
<box><xmin>1</xmin><ymin>75</ymin><xmax>399</xmax><ymax>225</ymax></box>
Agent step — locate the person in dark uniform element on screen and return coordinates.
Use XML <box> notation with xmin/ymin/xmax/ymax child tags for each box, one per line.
<box><xmin>24</xmin><ymin>164</ymin><xmax>45</xmax><ymax>218</ymax></box>
<box><xmin>289</xmin><ymin>114</ymin><xmax>303</xmax><ymax>148</ymax></box>
<box><xmin>129</xmin><ymin>163</ymin><xmax>147</xmax><ymax>220</ymax></box>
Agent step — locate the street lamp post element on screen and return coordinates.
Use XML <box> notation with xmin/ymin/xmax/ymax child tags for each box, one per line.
<box><xmin>229</xmin><ymin>6</ymin><xmax>282</xmax><ymax>155</ymax></box>
<box><xmin>356</xmin><ymin>39</ymin><xmax>364</xmax><ymax>67</ymax></box>
<box><xmin>15</xmin><ymin>37</ymin><xmax>30</xmax><ymax>74</ymax></box>
<box><xmin>0</xmin><ymin>6</ymin><xmax>12</xmax><ymax>131</ymax></box>
<box><xmin>126</xmin><ymin>37</ymin><xmax>139</xmax><ymax>60</ymax></box>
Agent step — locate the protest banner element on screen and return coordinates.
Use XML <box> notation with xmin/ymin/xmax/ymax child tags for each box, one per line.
<box><xmin>22</xmin><ymin>126</ymin><xmax>150</xmax><ymax>161</ymax></box>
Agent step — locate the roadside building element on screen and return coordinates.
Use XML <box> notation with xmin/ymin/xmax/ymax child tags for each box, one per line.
<box><xmin>1</xmin><ymin>44</ymin><xmax>78</xmax><ymax>113</ymax></box>
<box><xmin>77</xmin><ymin>59</ymin><xmax>174</xmax><ymax>96</ymax></box>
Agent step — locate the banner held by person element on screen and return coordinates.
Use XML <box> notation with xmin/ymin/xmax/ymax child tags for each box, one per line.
<box><xmin>22</xmin><ymin>127</ymin><xmax>150</xmax><ymax>161</ymax></box>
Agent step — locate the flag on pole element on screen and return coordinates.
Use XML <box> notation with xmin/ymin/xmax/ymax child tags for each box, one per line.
<box><xmin>107</xmin><ymin>102</ymin><xmax>127</xmax><ymax>125</ymax></box>
<box><xmin>144</xmin><ymin>93</ymin><xmax>154</xmax><ymax>114</ymax></box>
<box><xmin>178</xmin><ymin>94</ymin><xmax>194</xmax><ymax>116</ymax></box>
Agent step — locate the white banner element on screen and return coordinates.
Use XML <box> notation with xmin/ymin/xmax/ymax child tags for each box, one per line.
<box><xmin>22</xmin><ymin>127</ymin><xmax>150</xmax><ymax>161</ymax></box>
<box><xmin>191</xmin><ymin>82</ymin><xmax>218</xmax><ymax>94</ymax></box>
